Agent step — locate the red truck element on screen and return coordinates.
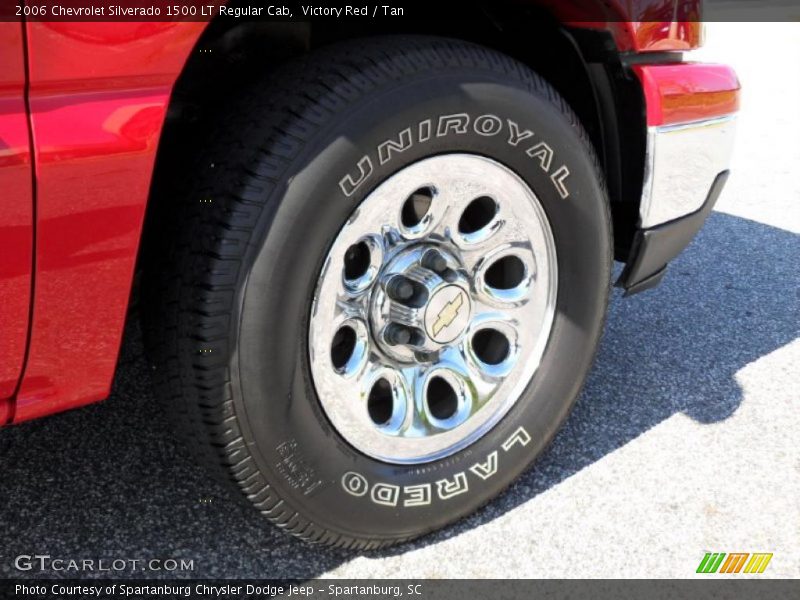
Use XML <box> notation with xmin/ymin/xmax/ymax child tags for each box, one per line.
<box><xmin>0</xmin><ymin>1</ymin><xmax>739</xmax><ymax>547</ymax></box>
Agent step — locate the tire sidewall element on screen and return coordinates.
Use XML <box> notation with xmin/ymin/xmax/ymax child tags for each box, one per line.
<box><xmin>234</xmin><ymin>70</ymin><xmax>610</xmax><ymax>540</ymax></box>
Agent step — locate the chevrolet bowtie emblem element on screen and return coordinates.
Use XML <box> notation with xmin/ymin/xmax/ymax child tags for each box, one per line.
<box><xmin>432</xmin><ymin>292</ymin><xmax>465</xmax><ymax>336</ymax></box>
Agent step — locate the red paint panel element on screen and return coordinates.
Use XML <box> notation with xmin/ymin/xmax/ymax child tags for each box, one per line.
<box><xmin>627</xmin><ymin>21</ymin><xmax>703</xmax><ymax>52</ymax></box>
<box><xmin>635</xmin><ymin>63</ymin><xmax>741</xmax><ymax>126</ymax></box>
<box><xmin>570</xmin><ymin>20</ymin><xmax>703</xmax><ymax>53</ymax></box>
<box><xmin>14</xmin><ymin>23</ymin><xmax>206</xmax><ymax>423</ymax></box>
<box><xmin>558</xmin><ymin>0</ymin><xmax>703</xmax><ymax>52</ymax></box>
<box><xmin>0</xmin><ymin>398</ymin><xmax>10</xmax><ymax>424</ymax></box>
<box><xmin>0</xmin><ymin>23</ymin><xmax>33</xmax><ymax>405</ymax></box>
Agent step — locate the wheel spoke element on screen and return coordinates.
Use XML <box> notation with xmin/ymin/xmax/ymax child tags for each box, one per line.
<box><xmin>458</xmin><ymin>217</ymin><xmax>528</xmax><ymax>267</ymax></box>
<box><xmin>439</xmin><ymin>345</ymin><xmax>497</xmax><ymax>404</ymax></box>
<box><xmin>401</xmin><ymin>365</ymin><xmax>429</xmax><ymax>436</ymax></box>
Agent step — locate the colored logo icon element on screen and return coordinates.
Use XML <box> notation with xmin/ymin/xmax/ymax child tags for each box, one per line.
<box><xmin>696</xmin><ymin>552</ymin><xmax>773</xmax><ymax>574</ymax></box>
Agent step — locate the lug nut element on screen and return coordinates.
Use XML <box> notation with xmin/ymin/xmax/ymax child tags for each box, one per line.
<box><xmin>422</xmin><ymin>249</ymin><xmax>448</xmax><ymax>274</ymax></box>
<box><xmin>414</xmin><ymin>350</ymin><xmax>439</xmax><ymax>363</ymax></box>
<box><xmin>387</xmin><ymin>276</ymin><xmax>415</xmax><ymax>302</ymax></box>
<box><xmin>385</xmin><ymin>324</ymin><xmax>413</xmax><ymax>346</ymax></box>
<box><xmin>441</xmin><ymin>268</ymin><xmax>458</xmax><ymax>283</ymax></box>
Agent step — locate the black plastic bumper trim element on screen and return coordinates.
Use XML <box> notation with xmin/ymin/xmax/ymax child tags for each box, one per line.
<box><xmin>617</xmin><ymin>170</ymin><xmax>730</xmax><ymax>296</ymax></box>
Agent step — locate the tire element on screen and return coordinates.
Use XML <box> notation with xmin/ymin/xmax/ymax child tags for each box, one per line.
<box><xmin>142</xmin><ymin>36</ymin><xmax>611</xmax><ymax>549</ymax></box>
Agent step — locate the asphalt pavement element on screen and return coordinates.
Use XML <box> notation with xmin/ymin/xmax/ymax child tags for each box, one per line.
<box><xmin>0</xmin><ymin>24</ymin><xmax>797</xmax><ymax>579</ymax></box>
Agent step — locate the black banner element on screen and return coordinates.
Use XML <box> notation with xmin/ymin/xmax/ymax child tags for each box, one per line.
<box><xmin>4</xmin><ymin>0</ymin><xmax>800</xmax><ymax>22</ymax></box>
<box><xmin>3</xmin><ymin>580</ymin><xmax>800</xmax><ymax>600</ymax></box>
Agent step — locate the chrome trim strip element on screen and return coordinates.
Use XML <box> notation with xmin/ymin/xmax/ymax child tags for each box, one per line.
<box><xmin>639</xmin><ymin>115</ymin><xmax>737</xmax><ymax>228</ymax></box>
<box><xmin>657</xmin><ymin>115</ymin><xmax>736</xmax><ymax>133</ymax></box>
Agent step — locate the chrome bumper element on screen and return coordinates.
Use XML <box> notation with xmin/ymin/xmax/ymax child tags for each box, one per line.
<box><xmin>640</xmin><ymin>115</ymin><xmax>737</xmax><ymax>228</ymax></box>
<box><xmin>619</xmin><ymin>115</ymin><xmax>738</xmax><ymax>295</ymax></box>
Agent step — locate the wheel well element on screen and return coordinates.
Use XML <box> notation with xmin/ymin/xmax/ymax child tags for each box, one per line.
<box><xmin>146</xmin><ymin>6</ymin><xmax>646</xmax><ymax>269</ymax></box>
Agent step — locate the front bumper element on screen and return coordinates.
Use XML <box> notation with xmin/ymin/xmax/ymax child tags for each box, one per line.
<box><xmin>618</xmin><ymin>63</ymin><xmax>740</xmax><ymax>295</ymax></box>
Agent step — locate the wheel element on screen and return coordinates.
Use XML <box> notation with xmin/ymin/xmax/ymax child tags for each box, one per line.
<box><xmin>142</xmin><ymin>36</ymin><xmax>611</xmax><ymax>548</ymax></box>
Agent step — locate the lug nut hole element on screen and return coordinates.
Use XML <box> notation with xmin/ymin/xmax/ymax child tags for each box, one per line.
<box><xmin>427</xmin><ymin>376</ymin><xmax>458</xmax><ymax>420</ymax></box>
<box><xmin>472</xmin><ymin>329</ymin><xmax>510</xmax><ymax>365</ymax></box>
<box><xmin>330</xmin><ymin>326</ymin><xmax>357</xmax><ymax>370</ymax></box>
<box><xmin>485</xmin><ymin>255</ymin><xmax>526</xmax><ymax>290</ymax></box>
<box><xmin>343</xmin><ymin>241</ymin><xmax>371</xmax><ymax>281</ymax></box>
<box><xmin>401</xmin><ymin>187</ymin><xmax>434</xmax><ymax>228</ymax></box>
<box><xmin>368</xmin><ymin>378</ymin><xmax>394</xmax><ymax>426</ymax></box>
<box><xmin>459</xmin><ymin>196</ymin><xmax>497</xmax><ymax>234</ymax></box>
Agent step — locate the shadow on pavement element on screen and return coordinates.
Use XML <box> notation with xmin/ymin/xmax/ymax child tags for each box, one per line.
<box><xmin>0</xmin><ymin>212</ymin><xmax>797</xmax><ymax>578</ymax></box>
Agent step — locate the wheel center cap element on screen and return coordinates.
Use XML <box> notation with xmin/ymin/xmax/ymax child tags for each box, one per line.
<box><xmin>424</xmin><ymin>285</ymin><xmax>471</xmax><ymax>343</ymax></box>
<box><xmin>369</xmin><ymin>245</ymin><xmax>473</xmax><ymax>361</ymax></box>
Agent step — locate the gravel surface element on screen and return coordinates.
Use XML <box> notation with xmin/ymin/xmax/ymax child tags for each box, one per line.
<box><xmin>0</xmin><ymin>24</ymin><xmax>797</xmax><ymax>579</ymax></box>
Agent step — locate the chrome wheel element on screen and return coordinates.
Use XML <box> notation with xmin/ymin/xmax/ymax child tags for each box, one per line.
<box><xmin>309</xmin><ymin>154</ymin><xmax>557</xmax><ymax>464</ymax></box>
